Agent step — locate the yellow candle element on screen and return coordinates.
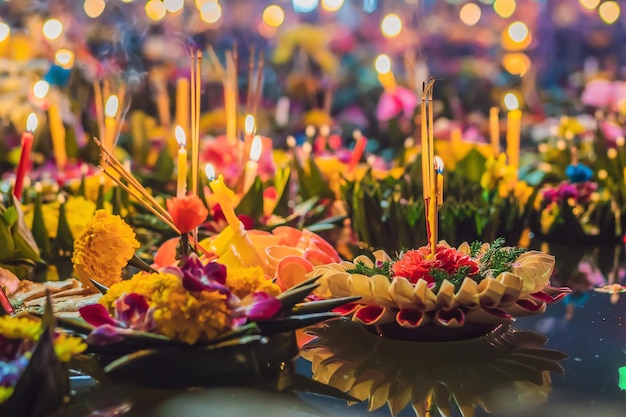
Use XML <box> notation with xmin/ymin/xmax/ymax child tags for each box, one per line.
<box><xmin>375</xmin><ymin>54</ymin><xmax>397</xmax><ymax>92</ymax></box>
<box><xmin>506</xmin><ymin>109</ymin><xmax>522</xmax><ymax>179</ymax></box>
<box><xmin>207</xmin><ymin>171</ymin><xmax>241</xmax><ymax>231</ymax></box>
<box><xmin>451</xmin><ymin>127</ymin><xmax>462</xmax><ymax>148</ymax></box>
<box><xmin>243</xmin><ymin>135</ymin><xmax>262</xmax><ymax>193</ymax></box>
<box><xmin>175</xmin><ymin>78</ymin><xmax>189</xmax><ymax>137</ymax></box>
<box><xmin>489</xmin><ymin>107</ymin><xmax>500</xmax><ymax>156</ymax></box>
<box><xmin>175</xmin><ymin>126</ymin><xmax>187</xmax><ymax>198</ymax></box>
<box><xmin>104</xmin><ymin>95</ymin><xmax>119</xmax><ymax>151</ymax></box>
<box><xmin>48</xmin><ymin>97</ymin><xmax>67</xmax><ymax>169</ymax></box>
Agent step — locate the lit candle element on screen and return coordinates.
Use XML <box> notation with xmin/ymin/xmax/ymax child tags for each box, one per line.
<box><xmin>206</xmin><ymin>167</ymin><xmax>241</xmax><ymax>231</ymax></box>
<box><xmin>175</xmin><ymin>125</ymin><xmax>187</xmax><ymax>198</ymax></box>
<box><xmin>348</xmin><ymin>130</ymin><xmax>367</xmax><ymax>172</ymax></box>
<box><xmin>48</xmin><ymin>91</ymin><xmax>67</xmax><ymax>169</ymax></box>
<box><xmin>506</xmin><ymin>108</ymin><xmax>522</xmax><ymax>180</ymax></box>
<box><xmin>432</xmin><ymin>156</ymin><xmax>444</xmax><ymax>255</ymax></box>
<box><xmin>175</xmin><ymin>78</ymin><xmax>190</xmax><ymax>138</ymax></box>
<box><xmin>375</xmin><ymin>54</ymin><xmax>397</xmax><ymax>92</ymax></box>
<box><xmin>489</xmin><ymin>107</ymin><xmax>500</xmax><ymax>156</ymax></box>
<box><xmin>104</xmin><ymin>95</ymin><xmax>119</xmax><ymax>151</ymax></box>
<box><xmin>243</xmin><ymin>135</ymin><xmax>262</xmax><ymax>193</ymax></box>
<box><xmin>244</xmin><ymin>114</ymin><xmax>256</xmax><ymax>139</ymax></box>
<box><xmin>14</xmin><ymin>113</ymin><xmax>38</xmax><ymax>200</ymax></box>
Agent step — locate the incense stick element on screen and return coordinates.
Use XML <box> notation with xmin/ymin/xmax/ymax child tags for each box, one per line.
<box><xmin>192</xmin><ymin>51</ymin><xmax>202</xmax><ymax>197</ymax></box>
<box><xmin>93</xmin><ymin>81</ymin><xmax>105</xmax><ymax>144</ymax></box>
<box><xmin>251</xmin><ymin>50</ymin><xmax>265</xmax><ymax>120</ymax></box>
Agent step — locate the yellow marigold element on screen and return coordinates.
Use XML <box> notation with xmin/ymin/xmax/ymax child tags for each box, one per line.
<box><xmin>0</xmin><ymin>387</ymin><xmax>14</xmax><ymax>404</ymax></box>
<box><xmin>0</xmin><ymin>316</ymin><xmax>41</xmax><ymax>341</ymax></box>
<box><xmin>225</xmin><ymin>266</ymin><xmax>281</xmax><ymax>299</ymax></box>
<box><xmin>53</xmin><ymin>332</ymin><xmax>87</xmax><ymax>362</ymax></box>
<box><xmin>72</xmin><ymin>210</ymin><xmax>139</xmax><ymax>288</ymax></box>
<box><xmin>101</xmin><ymin>272</ymin><xmax>231</xmax><ymax>345</ymax></box>
<box><xmin>480</xmin><ymin>154</ymin><xmax>517</xmax><ymax>198</ymax></box>
<box><xmin>23</xmin><ymin>196</ymin><xmax>96</xmax><ymax>239</ymax></box>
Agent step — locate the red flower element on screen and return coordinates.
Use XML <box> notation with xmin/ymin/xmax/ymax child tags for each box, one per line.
<box><xmin>166</xmin><ymin>195</ymin><xmax>209</xmax><ymax>234</ymax></box>
<box><xmin>392</xmin><ymin>245</ymin><xmax>479</xmax><ymax>285</ymax></box>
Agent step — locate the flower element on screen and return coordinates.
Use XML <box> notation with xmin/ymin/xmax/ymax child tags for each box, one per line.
<box><xmin>72</xmin><ymin>210</ymin><xmax>139</xmax><ymax>287</ymax></box>
<box><xmin>53</xmin><ymin>332</ymin><xmax>87</xmax><ymax>362</ymax></box>
<box><xmin>233</xmin><ymin>292</ymin><xmax>281</xmax><ymax>325</ymax></box>
<box><xmin>376</xmin><ymin>86</ymin><xmax>417</xmax><ymax>122</ymax></box>
<box><xmin>392</xmin><ymin>245</ymin><xmax>480</xmax><ymax>285</ymax></box>
<box><xmin>23</xmin><ymin>196</ymin><xmax>96</xmax><ymax>239</ymax></box>
<box><xmin>178</xmin><ymin>255</ymin><xmax>230</xmax><ymax>295</ymax></box>
<box><xmin>0</xmin><ymin>317</ymin><xmax>41</xmax><ymax>341</ymax></box>
<box><xmin>565</xmin><ymin>163</ymin><xmax>593</xmax><ymax>183</ymax></box>
<box><xmin>225</xmin><ymin>266</ymin><xmax>281</xmax><ymax>299</ymax></box>
<box><xmin>480</xmin><ymin>154</ymin><xmax>517</xmax><ymax>197</ymax></box>
<box><xmin>166</xmin><ymin>195</ymin><xmax>209</xmax><ymax>234</ymax></box>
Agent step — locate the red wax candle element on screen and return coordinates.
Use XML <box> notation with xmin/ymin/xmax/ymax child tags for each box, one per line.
<box><xmin>348</xmin><ymin>130</ymin><xmax>367</xmax><ymax>172</ymax></box>
<box><xmin>0</xmin><ymin>285</ymin><xmax>15</xmax><ymax>315</ymax></box>
<box><xmin>14</xmin><ymin>113</ymin><xmax>38</xmax><ymax>200</ymax></box>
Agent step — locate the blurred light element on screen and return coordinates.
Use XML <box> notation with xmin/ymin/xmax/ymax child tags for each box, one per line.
<box><xmin>381</xmin><ymin>13</ymin><xmax>402</xmax><ymax>38</ymax></box>
<box><xmin>374</xmin><ymin>54</ymin><xmax>392</xmax><ymax>74</ymax></box>
<box><xmin>599</xmin><ymin>1</ymin><xmax>620</xmax><ymax>24</ymax></box>
<box><xmin>504</xmin><ymin>92</ymin><xmax>519</xmax><ymax>111</ymax></box>
<box><xmin>27</xmin><ymin>113</ymin><xmax>38</xmax><ymax>133</ymax></box>
<box><xmin>164</xmin><ymin>0</ymin><xmax>184</xmax><ymax>13</ymax></box>
<box><xmin>556</xmin><ymin>139</ymin><xmax>567</xmax><ymax>150</ymax></box>
<box><xmin>608</xmin><ymin>148</ymin><xmax>618</xmax><ymax>159</ymax></box>
<box><xmin>598</xmin><ymin>169</ymin><xmax>608</xmax><ymax>180</ymax></box>
<box><xmin>201</xmin><ymin>1</ymin><xmax>222</xmax><ymax>23</ymax></box>
<box><xmin>460</xmin><ymin>3</ymin><xmax>481</xmax><ymax>26</ymax></box>
<box><xmin>579</xmin><ymin>0</ymin><xmax>600</xmax><ymax>10</ymax></box>
<box><xmin>493</xmin><ymin>0</ymin><xmax>515</xmax><ymax>18</ymax></box>
<box><xmin>54</xmin><ymin>49</ymin><xmax>75</xmax><ymax>69</ymax></box>
<box><xmin>502</xmin><ymin>52</ymin><xmax>531</xmax><ymax>76</ymax></box>
<box><xmin>33</xmin><ymin>80</ymin><xmax>50</xmax><ymax>99</ymax></box>
<box><xmin>321</xmin><ymin>0</ymin><xmax>344</xmax><ymax>12</ymax></box>
<box><xmin>479</xmin><ymin>0</ymin><xmax>494</xmax><ymax>4</ymax></box>
<box><xmin>507</xmin><ymin>21</ymin><xmax>529</xmax><ymax>42</ymax></box>
<box><xmin>249</xmin><ymin>136</ymin><xmax>263</xmax><ymax>162</ymax></box>
<box><xmin>205</xmin><ymin>164</ymin><xmax>216</xmax><ymax>180</ymax></box>
<box><xmin>0</xmin><ymin>22</ymin><xmax>9</xmax><ymax>42</ymax></box>
<box><xmin>258</xmin><ymin>21</ymin><xmax>278</xmax><ymax>38</ymax></box>
<box><xmin>105</xmin><ymin>95</ymin><xmax>119</xmax><ymax>118</ymax></box>
<box><xmin>84</xmin><ymin>0</ymin><xmax>105</xmax><ymax>18</ymax></box>
<box><xmin>244</xmin><ymin>114</ymin><xmax>256</xmax><ymax>135</ymax></box>
<box><xmin>263</xmin><ymin>4</ymin><xmax>285</xmax><ymax>27</ymax></box>
<box><xmin>292</xmin><ymin>0</ymin><xmax>319</xmax><ymax>13</ymax></box>
<box><xmin>42</xmin><ymin>18</ymin><xmax>63</xmax><ymax>41</ymax></box>
<box><xmin>175</xmin><ymin>125</ymin><xmax>186</xmax><ymax>146</ymax></box>
<box><xmin>363</xmin><ymin>0</ymin><xmax>377</xmax><ymax>13</ymax></box>
<box><xmin>145</xmin><ymin>0</ymin><xmax>167</xmax><ymax>21</ymax></box>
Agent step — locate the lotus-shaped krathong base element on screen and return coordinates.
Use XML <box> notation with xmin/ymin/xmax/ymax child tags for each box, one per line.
<box><xmin>304</xmin><ymin>241</ymin><xmax>568</xmax><ymax>341</ymax></box>
<box><xmin>302</xmin><ymin>318</ymin><xmax>567</xmax><ymax>417</ymax></box>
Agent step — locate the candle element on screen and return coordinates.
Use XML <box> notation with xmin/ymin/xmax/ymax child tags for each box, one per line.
<box><xmin>348</xmin><ymin>130</ymin><xmax>367</xmax><ymax>172</ymax></box>
<box><xmin>175</xmin><ymin>78</ymin><xmax>190</xmax><ymax>138</ymax></box>
<box><xmin>175</xmin><ymin>125</ymin><xmax>187</xmax><ymax>198</ymax></box>
<box><xmin>506</xmin><ymin>109</ymin><xmax>522</xmax><ymax>179</ymax></box>
<box><xmin>375</xmin><ymin>54</ymin><xmax>397</xmax><ymax>91</ymax></box>
<box><xmin>0</xmin><ymin>285</ymin><xmax>14</xmax><ymax>315</ymax></box>
<box><xmin>243</xmin><ymin>135</ymin><xmax>262</xmax><ymax>193</ymax></box>
<box><xmin>48</xmin><ymin>93</ymin><xmax>67</xmax><ymax>169</ymax></box>
<box><xmin>104</xmin><ymin>95</ymin><xmax>119</xmax><ymax>151</ymax></box>
<box><xmin>207</xmin><ymin>169</ymin><xmax>240</xmax><ymax>231</ymax></box>
<box><xmin>489</xmin><ymin>107</ymin><xmax>500</xmax><ymax>156</ymax></box>
<box><xmin>14</xmin><ymin>113</ymin><xmax>38</xmax><ymax>200</ymax></box>
<box><xmin>432</xmin><ymin>156</ymin><xmax>444</xmax><ymax>255</ymax></box>
<box><xmin>451</xmin><ymin>127</ymin><xmax>462</xmax><ymax>148</ymax></box>
<box><xmin>420</xmin><ymin>80</ymin><xmax>437</xmax><ymax>256</ymax></box>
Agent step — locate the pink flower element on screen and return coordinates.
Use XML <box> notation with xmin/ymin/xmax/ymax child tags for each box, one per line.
<box><xmin>376</xmin><ymin>86</ymin><xmax>417</xmax><ymax>122</ymax></box>
<box><xmin>581</xmin><ymin>79</ymin><xmax>626</xmax><ymax>111</ymax></box>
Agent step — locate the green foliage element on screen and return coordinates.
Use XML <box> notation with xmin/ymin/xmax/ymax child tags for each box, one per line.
<box><xmin>346</xmin><ymin>260</ymin><xmax>393</xmax><ymax>279</ymax></box>
<box><xmin>477</xmin><ymin>237</ymin><xmax>527</xmax><ymax>277</ymax></box>
<box><xmin>430</xmin><ymin>265</ymin><xmax>473</xmax><ymax>293</ymax></box>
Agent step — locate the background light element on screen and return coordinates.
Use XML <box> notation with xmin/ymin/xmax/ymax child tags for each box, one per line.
<box><xmin>263</xmin><ymin>5</ymin><xmax>285</xmax><ymax>27</ymax></box>
<box><xmin>460</xmin><ymin>3</ymin><xmax>482</xmax><ymax>26</ymax></box>
<box><xmin>381</xmin><ymin>13</ymin><xmax>402</xmax><ymax>38</ymax></box>
<box><xmin>201</xmin><ymin>1</ymin><xmax>222</xmax><ymax>23</ymax></box>
<box><xmin>83</xmin><ymin>0</ymin><xmax>106</xmax><ymax>18</ymax></box>
<box><xmin>507</xmin><ymin>21</ymin><xmax>529</xmax><ymax>42</ymax></box>
<box><xmin>493</xmin><ymin>0</ymin><xmax>516</xmax><ymax>18</ymax></box>
<box><xmin>292</xmin><ymin>0</ymin><xmax>319</xmax><ymax>13</ymax></box>
<box><xmin>54</xmin><ymin>49</ymin><xmax>75</xmax><ymax>68</ymax></box>
<box><xmin>0</xmin><ymin>22</ymin><xmax>9</xmax><ymax>42</ymax></box>
<box><xmin>579</xmin><ymin>0</ymin><xmax>600</xmax><ymax>10</ymax></box>
<box><xmin>164</xmin><ymin>0</ymin><xmax>185</xmax><ymax>13</ymax></box>
<box><xmin>145</xmin><ymin>0</ymin><xmax>167</xmax><ymax>21</ymax></box>
<box><xmin>42</xmin><ymin>18</ymin><xmax>63</xmax><ymax>41</ymax></box>
<box><xmin>321</xmin><ymin>0</ymin><xmax>344</xmax><ymax>12</ymax></box>
<box><xmin>599</xmin><ymin>1</ymin><xmax>620</xmax><ymax>24</ymax></box>
<box><xmin>374</xmin><ymin>54</ymin><xmax>392</xmax><ymax>73</ymax></box>
<box><xmin>33</xmin><ymin>80</ymin><xmax>50</xmax><ymax>99</ymax></box>
<box><xmin>504</xmin><ymin>92</ymin><xmax>520</xmax><ymax>111</ymax></box>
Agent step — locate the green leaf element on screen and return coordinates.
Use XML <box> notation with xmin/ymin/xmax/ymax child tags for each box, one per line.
<box><xmin>32</xmin><ymin>194</ymin><xmax>51</xmax><ymax>261</ymax></box>
<box><xmin>272</xmin><ymin>166</ymin><xmax>292</xmax><ymax>217</ymax></box>
<box><xmin>455</xmin><ymin>148</ymin><xmax>487</xmax><ymax>184</ymax></box>
<box><xmin>1</xmin><ymin>206</ymin><xmax>18</xmax><ymax>227</ymax></box>
<box><xmin>54</xmin><ymin>202</ymin><xmax>74</xmax><ymax>255</ymax></box>
<box><xmin>236</xmin><ymin>176</ymin><xmax>264</xmax><ymax>220</ymax></box>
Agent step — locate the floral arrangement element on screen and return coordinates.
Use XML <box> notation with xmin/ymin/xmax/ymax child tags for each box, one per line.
<box><xmin>290</xmin><ymin>238</ymin><xmax>566</xmax><ymax>339</ymax></box>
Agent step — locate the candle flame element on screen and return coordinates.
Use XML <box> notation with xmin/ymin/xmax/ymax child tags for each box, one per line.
<box><xmin>249</xmin><ymin>136</ymin><xmax>263</xmax><ymax>162</ymax></box>
<box><xmin>33</xmin><ymin>80</ymin><xmax>50</xmax><ymax>99</ymax></box>
<box><xmin>175</xmin><ymin>125</ymin><xmax>186</xmax><ymax>146</ymax></box>
<box><xmin>26</xmin><ymin>113</ymin><xmax>38</xmax><ymax>132</ymax></box>
<box><xmin>504</xmin><ymin>92</ymin><xmax>520</xmax><ymax>111</ymax></box>
<box><xmin>54</xmin><ymin>49</ymin><xmax>75</xmax><ymax>68</ymax></box>
<box><xmin>105</xmin><ymin>95</ymin><xmax>119</xmax><ymax>117</ymax></box>
<box><xmin>374</xmin><ymin>54</ymin><xmax>392</xmax><ymax>74</ymax></box>
<box><xmin>244</xmin><ymin>114</ymin><xmax>256</xmax><ymax>136</ymax></box>
<box><xmin>205</xmin><ymin>164</ymin><xmax>216</xmax><ymax>180</ymax></box>
<box><xmin>434</xmin><ymin>156</ymin><xmax>444</xmax><ymax>174</ymax></box>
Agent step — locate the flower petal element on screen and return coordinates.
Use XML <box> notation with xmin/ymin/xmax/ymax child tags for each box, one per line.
<box><xmin>353</xmin><ymin>306</ymin><xmax>394</xmax><ymax>325</ymax></box>
<box><xmin>396</xmin><ymin>309</ymin><xmax>426</xmax><ymax>328</ymax></box>
<box><xmin>86</xmin><ymin>324</ymin><xmax>126</xmax><ymax>345</ymax></box>
<box><xmin>79</xmin><ymin>304</ymin><xmax>117</xmax><ymax>327</ymax></box>
<box><xmin>239</xmin><ymin>292</ymin><xmax>281</xmax><ymax>321</ymax></box>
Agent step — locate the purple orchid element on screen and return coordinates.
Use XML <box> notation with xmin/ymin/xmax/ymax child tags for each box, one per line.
<box><xmin>79</xmin><ymin>293</ymin><xmax>155</xmax><ymax>345</ymax></box>
<box><xmin>164</xmin><ymin>254</ymin><xmax>231</xmax><ymax>296</ymax></box>
<box><xmin>232</xmin><ymin>292</ymin><xmax>282</xmax><ymax>327</ymax></box>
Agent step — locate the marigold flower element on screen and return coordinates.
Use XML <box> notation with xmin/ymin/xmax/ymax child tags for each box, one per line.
<box><xmin>166</xmin><ymin>195</ymin><xmax>209</xmax><ymax>234</ymax></box>
<box><xmin>392</xmin><ymin>245</ymin><xmax>479</xmax><ymax>285</ymax></box>
<box><xmin>225</xmin><ymin>266</ymin><xmax>281</xmax><ymax>299</ymax></box>
<box><xmin>0</xmin><ymin>386</ymin><xmax>14</xmax><ymax>404</ymax></box>
<box><xmin>0</xmin><ymin>316</ymin><xmax>42</xmax><ymax>341</ymax></box>
<box><xmin>53</xmin><ymin>332</ymin><xmax>87</xmax><ymax>362</ymax></box>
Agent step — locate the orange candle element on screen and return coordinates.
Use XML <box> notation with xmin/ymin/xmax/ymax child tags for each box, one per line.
<box><xmin>348</xmin><ymin>130</ymin><xmax>367</xmax><ymax>172</ymax></box>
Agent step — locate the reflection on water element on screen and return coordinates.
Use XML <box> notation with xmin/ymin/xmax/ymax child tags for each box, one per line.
<box><xmin>301</xmin><ymin>318</ymin><xmax>567</xmax><ymax>417</ymax></box>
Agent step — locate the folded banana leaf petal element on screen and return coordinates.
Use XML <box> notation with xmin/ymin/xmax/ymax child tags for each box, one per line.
<box><xmin>291</xmin><ymin>296</ymin><xmax>361</xmax><ymax>315</ymax></box>
<box><xmin>256</xmin><ymin>313</ymin><xmax>340</xmax><ymax>335</ymax></box>
<box><xmin>89</xmin><ymin>279</ymin><xmax>109</xmax><ymax>295</ymax></box>
<box><xmin>277</xmin><ymin>283</ymin><xmax>320</xmax><ymax>312</ymax></box>
<box><xmin>287</xmin><ymin>373</ymin><xmax>360</xmax><ymax>402</ymax></box>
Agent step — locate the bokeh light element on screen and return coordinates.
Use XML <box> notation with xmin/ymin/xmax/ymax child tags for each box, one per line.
<box><xmin>33</xmin><ymin>80</ymin><xmax>50</xmax><ymax>99</ymax></box>
<box><xmin>0</xmin><ymin>22</ymin><xmax>9</xmax><ymax>42</ymax></box>
<box><xmin>459</xmin><ymin>3</ymin><xmax>482</xmax><ymax>26</ymax></box>
<box><xmin>105</xmin><ymin>95</ymin><xmax>119</xmax><ymax>118</ymax></box>
<box><xmin>164</xmin><ymin>0</ymin><xmax>184</xmax><ymax>13</ymax></box>
<box><xmin>263</xmin><ymin>5</ymin><xmax>285</xmax><ymax>27</ymax></box>
<box><xmin>201</xmin><ymin>1</ymin><xmax>222</xmax><ymax>23</ymax></box>
<box><xmin>493</xmin><ymin>0</ymin><xmax>516</xmax><ymax>18</ymax></box>
<box><xmin>145</xmin><ymin>0</ymin><xmax>167</xmax><ymax>21</ymax></box>
<box><xmin>42</xmin><ymin>18</ymin><xmax>63</xmax><ymax>41</ymax></box>
<box><xmin>507</xmin><ymin>21</ymin><xmax>529</xmax><ymax>42</ymax></box>
<box><xmin>502</xmin><ymin>52</ymin><xmax>531</xmax><ymax>76</ymax></box>
<box><xmin>292</xmin><ymin>0</ymin><xmax>319</xmax><ymax>13</ymax></box>
<box><xmin>54</xmin><ymin>49</ymin><xmax>75</xmax><ymax>69</ymax></box>
<box><xmin>321</xmin><ymin>0</ymin><xmax>344</xmax><ymax>12</ymax></box>
<box><xmin>579</xmin><ymin>0</ymin><xmax>600</xmax><ymax>10</ymax></box>
<box><xmin>374</xmin><ymin>54</ymin><xmax>392</xmax><ymax>74</ymax></box>
<box><xmin>83</xmin><ymin>0</ymin><xmax>106</xmax><ymax>18</ymax></box>
<box><xmin>504</xmin><ymin>92</ymin><xmax>520</xmax><ymax>111</ymax></box>
<box><xmin>599</xmin><ymin>1</ymin><xmax>620</xmax><ymax>24</ymax></box>
<box><xmin>381</xmin><ymin>13</ymin><xmax>402</xmax><ymax>38</ymax></box>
